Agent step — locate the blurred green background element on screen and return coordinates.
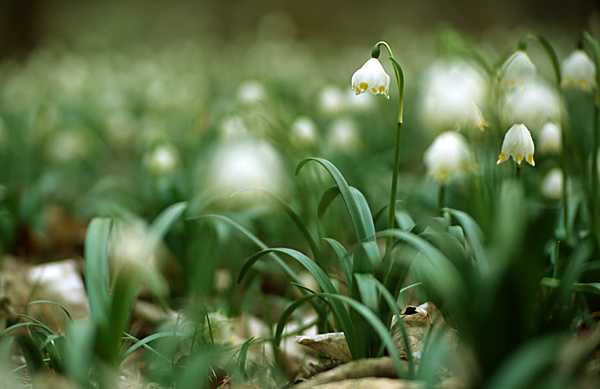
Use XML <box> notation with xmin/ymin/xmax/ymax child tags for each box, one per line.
<box><xmin>1</xmin><ymin>0</ymin><xmax>599</xmax><ymax>60</ymax></box>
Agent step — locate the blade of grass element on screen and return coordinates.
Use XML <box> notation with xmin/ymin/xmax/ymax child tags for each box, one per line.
<box><xmin>28</xmin><ymin>300</ymin><xmax>73</xmax><ymax>323</ymax></box>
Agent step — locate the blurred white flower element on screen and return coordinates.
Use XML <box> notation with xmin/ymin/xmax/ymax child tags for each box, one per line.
<box><xmin>351</xmin><ymin>58</ymin><xmax>390</xmax><ymax>98</ymax></box>
<box><xmin>237</xmin><ymin>80</ymin><xmax>267</xmax><ymax>106</ymax></box>
<box><xmin>423</xmin><ymin>131</ymin><xmax>472</xmax><ymax>184</ymax></box>
<box><xmin>47</xmin><ymin>127</ymin><xmax>91</xmax><ymax>163</ymax></box>
<box><xmin>537</xmin><ymin>122</ymin><xmax>562</xmax><ymax>154</ymax></box>
<box><xmin>420</xmin><ymin>60</ymin><xmax>488</xmax><ymax>131</ymax></box>
<box><xmin>562</xmin><ymin>49</ymin><xmax>596</xmax><ymax>90</ymax></box>
<box><xmin>327</xmin><ymin>118</ymin><xmax>360</xmax><ymax>152</ymax></box>
<box><xmin>219</xmin><ymin>115</ymin><xmax>250</xmax><ymax>140</ymax></box>
<box><xmin>501</xmin><ymin>50</ymin><xmax>536</xmax><ymax>89</ymax></box>
<box><xmin>318</xmin><ymin>85</ymin><xmax>346</xmax><ymax>116</ymax></box>
<box><xmin>143</xmin><ymin>143</ymin><xmax>180</xmax><ymax>175</ymax></box>
<box><xmin>109</xmin><ymin>218</ymin><xmax>167</xmax><ymax>295</ymax></box>
<box><xmin>207</xmin><ymin>139</ymin><xmax>287</xmax><ymax>203</ymax></box>
<box><xmin>502</xmin><ymin>80</ymin><xmax>561</xmax><ymax>133</ymax></box>
<box><xmin>290</xmin><ymin>116</ymin><xmax>318</xmax><ymax>146</ymax></box>
<box><xmin>497</xmin><ymin>123</ymin><xmax>535</xmax><ymax>166</ymax></box>
<box><xmin>541</xmin><ymin>168</ymin><xmax>564</xmax><ymax>199</ymax></box>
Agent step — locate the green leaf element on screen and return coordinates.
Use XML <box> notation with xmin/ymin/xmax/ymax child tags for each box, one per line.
<box><xmin>322</xmin><ymin>237</ymin><xmax>353</xmax><ymax>292</ymax></box>
<box><xmin>192</xmin><ymin>215</ymin><xmax>300</xmax><ymax>286</ymax></box>
<box><xmin>84</xmin><ymin>217</ymin><xmax>112</xmax><ymax>323</ymax></box>
<box><xmin>241</xmin><ymin>248</ymin><xmax>357</xmax><ymax>356</ymax></box>
<box><xmin>277</xmin><ymin>292</ymin><xmax>407</xmax><ymax>377</ymax></box>
<box><xmin>486</xmin><ymin>335</ymin><xmax>563</xmax><ymax>389</ymax></box>
<box><xmin>235</xmin><ymin>189</ymin><xmax>321</xmax><ymax>263</ymax></box>
<box><xmin>444</xmin><ymin>207</ymin><xmax>488</xmax><ymax>267</ymax></box>
<box><xmin>63</xmin><ymin>321</ymin><xmax>96</xmax><ymax>386</ymax></box>
<box><xmin>28</xmin><ymin>300</ymin><xmax>73</xmax><ymax>323</ymax></box>
<box><xmin>318</xmin><ymin>186</ymin><xmax>341</xmax><ymax>219</ymax></box>
<box><xmin>121</xmin><ymin>331</ymin><xmax>193</xmax><ymax>362</ymax></box>
<box><xmin>296</xmin><ymin>158</ymin><xmax>371</xmax><ymax>243</ymax></box>
<box><xmin>15</xmin><ymin>334</ymin><xmax>44</xmax><ymax>374</ymax></box>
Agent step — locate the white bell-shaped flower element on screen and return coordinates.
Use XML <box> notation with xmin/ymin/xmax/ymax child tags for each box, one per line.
<box><xmin>501</xmin><ymin>79</ymin><xmax>561</xmax><ymax>133</ymax></box>
<box><xmin>497</xmin><ymin>123</ymin><xmax>535</xmax><ymax>166</ymax></box>
<box><xmin>501</xmin><ymin>50</ymin><xmax>536</xmax><ymax>89</ymax></box>
<box><xmin>423</xmin><ymin>131</ymin><xmax>472</xmax><ymax>184</ymax></box>
<box><xmin>538</xmin><ymin>122</ymin><xmax>562</xmax><ymax>154</ymax></box>
<box><xmin>562</xmin><ymin>49</ymin><xmax>596</xmax><ymax>90</ymax></box>
<box><xmin>420</xmin><ymin>60</ymin><xmax>488</xmax><ymax>132</ymax></box>
<box><xmin>351</xmin><ymin>58</ymin><xmax>390</xmax><ymax>99</ymax></box>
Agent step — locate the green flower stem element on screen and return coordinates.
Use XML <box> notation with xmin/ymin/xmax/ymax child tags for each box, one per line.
<box><xmin>519</xmin><ymin>33</ymin><xmax>570</xmax><ymax>242</ymax></box>
<box><xmin>438</xmin><ymin>183</ymin><xmax>446</xmax><ymax>210</ymax></box>
<box><xmin>372</xmin><ymin>41</ymin><xmax>405</xmax><ymax>267</ymax></box>
<box><xmin>582</xmin><ymin>32</ymin><xmax>600</xmax><ymax>247</ymax></box>
<box><xmin>515</xmin><ymin>163</ymin><xmax>522</xmax><ymax>180</ymax></box>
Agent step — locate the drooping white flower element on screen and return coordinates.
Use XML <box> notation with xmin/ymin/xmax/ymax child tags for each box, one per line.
<box><xmin>501</xmin><ymin>79</ymin><xmax>561</xmax><ymax>133</ymax></box>
<box><xmin>538</xmin><ymin>122</ymin><xmax>562</xmax><ymax>154</ymax></box>
<box><xmin>351</xmin><ymin>58</ymin><xmax>390</xmax><ymax>99</ymax></box>
<box><xmin>562</xmin><ymin>49</ymin><xmax>596</xmax><ymax>90</ymax></box>
<box><xmin>420</xmin><ymin>60</ymin><xmax>488</xmax><ymax>132</ymax></box>
<box><xmin>497</xmin><ymin>123</ymin><xmax>535</xmax><ymax>166</ymax></box>
<box><xmin>423</xmin><ymin>131</ymin><xmax>472</xmax><ymax>184</ymax></box>
<box><xmin>501</xmin><ymin>50</ymin><xmax>536</xmax><ymax>89</ymax></box>
<box><xmin>541</xmin><ymin>168</ymin><xmax>563</xmax><ymax>199</ymax></box>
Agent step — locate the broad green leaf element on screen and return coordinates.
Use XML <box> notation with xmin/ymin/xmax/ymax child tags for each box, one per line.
<box><xmin>486</xmin><ymin>335</ymin><xmax>563</xmax><ymax>389</ymax></box>
<box><xmin>445</xmin><ymin>207</ymin><xmax>488</xmax><ymax>267</ymax></box>
<box><xmin>296</xmin><ymin>158</ymin><xmax>370</xmax><ymax>243</ymax></box>
<box><xmin>318</xmin><ymin>186</ymin><xmax>341</xmax><ymax>219</ymax></box>
<box><xmin>84</xmin><ymin>217</ymin><xmax>112</xmax><ymax>323</ymax></box>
